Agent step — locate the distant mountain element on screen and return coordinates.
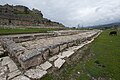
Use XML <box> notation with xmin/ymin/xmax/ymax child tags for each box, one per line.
<box><xmin>87</xmin><ymin>22</ymin><xmax>120</xmax><ymax>29</ymax></box>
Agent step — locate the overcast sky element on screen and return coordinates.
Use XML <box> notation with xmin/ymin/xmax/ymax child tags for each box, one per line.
<box><xmin>1</xmin><ymin>0</ymin><xmax>120</xmax><ymax>27</ymax></box>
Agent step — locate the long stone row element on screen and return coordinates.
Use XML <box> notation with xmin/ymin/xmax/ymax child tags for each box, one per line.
<box><xmin>0</xmin><ymin>30</ymin><xmax>100</xmax><ymax>69</ymax></box>
<box><xmin>0</xmin><ymin>30</ymin><xmax>86</xmax><ymax>43</ymax></box>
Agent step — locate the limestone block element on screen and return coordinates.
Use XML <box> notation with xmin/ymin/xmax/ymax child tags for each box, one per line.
<box><xmin>0</xmin><ymin>38</ymin><xmax>25</xmax><ymax>57</ymax></box>
<box><xmin>54</xmin><ymin>58</ymin><xmax>65</xmax><ymax>69</ymax></box>
<box><xmin>12</xmin><ymin>75</ymin><xmax>30</xmax><ymax>80</ymax></box>
<box><xmin>0</xmin><ymin>66</ymin><xmax>8</xmax><ymax>77</ymax></box>
<box><xmin>8</xmin><ymin>70</ymin><xmax>21</xmax><ymax>80</ymax></box>
<box><xmin>40</xmin><ymin>61</ymin><xmax>52</xmax><ymax>70</ymax></box>
<box><xmin>8</xmin><ymin>60</ymin><xmax>18</xmax><ymax>72</ymax></box>
<box><xmin>49</xmin><ymin>55</ymin><xmax>58</xmax><ymax>62</ymax></box>
<box><xmin>58</xmin><ymin>50</ymin><xmax>74</xmax><ymax>58</ymax></box>
<box><xmin>1</xmin><ymin>56</ymin><xmax>13</xmax><ymax>66</ymax></box>
<box><xmin>18</xmin><ymin>49</ymin><xmax>44</xmax><ymax>69</ymax></box>
<box><xmin>24</xmin><ymin>69</ymin><xmax>47</xmax><ymax>79</ymax></box>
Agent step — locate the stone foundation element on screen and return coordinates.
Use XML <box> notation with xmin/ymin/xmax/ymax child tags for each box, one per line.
<box><xmin>0</xmin><ymin>30</ymin><xmax>101</xmax><ymax>69</ymax></box>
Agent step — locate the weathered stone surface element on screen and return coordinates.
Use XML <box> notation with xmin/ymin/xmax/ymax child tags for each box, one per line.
<box><xmin>0</xmin><ymin>58</ymin><xmax>8</xmax><ymax>80</ymax></box>
<box><xmin>40</xmin><ymin>61</ymin><xmax>52</xmax><ymax>70</ymax></box>
<box><xmin>58</xmin><ymin>50</ymin><xmax>74</xmax><ymax>59</ymax></box>
<box><xmin>1</xmin><ymin>56</ymin><xmax>18</xmax><ymax>72</ymax></box>
<box><xmin>49</xmin><ymin>55</ymin><xmax>58</xmax><ymax>62</ymax></box>
<box><xmin>8</xmin><ymin>70</ymin><xmax>21</xmax><ymax>80</ymax></box>
<box><xmin>12</xmin><ymin>75</ymin><xmax>30</xmax><ymax>80</ymax></box>
<box><xmin>18</xmin><ymin>49</ymin><xmax>45</xmax><ymax>69</ymax></box>
<box><xmin>0</xmin><ymin>51</ymin><xmax>4</xmax><ymax>56</ymax></box>
<box><xmin>0</xmin><ymin>76</ymin><xmax>7</xmax><ymax>80</ymax></box>
<box><xmin>8</xmin><ymin>60</ymin><xmax>18</xmax><ymax>72</ymax></box>
<box><xmin>54</xmin><ymin>58</ymin><xmax>65</xmax><ymax>69</ymax></box>
<box><xmin>1</xmin><ymin>57</ymin><xmax>13</xmax><ymax>66</ymax></box>
<box><xmin>1</xmin><ymin>38</ymin><xmax>25</xmax><ymax>57</ymax></box>
<box><xmin>18</xmin><ymin>48</ymin><xmax>49</xmax><ymax>69</ymax></box>
<box><xmin>24</xmin><ymin>69</ymin><xmax>47</xmax><ymax>79</ymax></box>
<box><xmin>0</xmin><ymin>30</ymin><xmax>101</xmax><ymax>70</ymax></box>
<box><xmin>0</xmin><ymin>66</ymin><xmax>8</xmax><ymax>77</ymax></box>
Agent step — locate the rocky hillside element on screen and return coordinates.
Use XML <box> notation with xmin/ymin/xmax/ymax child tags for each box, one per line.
<box><xmin>0</xmin><ymin>4</ymin><xmax>64</xmax><ymax>28</ymax></box>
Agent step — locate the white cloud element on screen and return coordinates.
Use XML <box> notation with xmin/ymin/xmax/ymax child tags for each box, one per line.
<box><xmin>0</xmin><ymin>0</ymin><xmax>120</xmax><ymax>27</ymax></box>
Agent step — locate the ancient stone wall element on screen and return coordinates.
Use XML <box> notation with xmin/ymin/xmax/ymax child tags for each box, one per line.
<box><xmin>0</xmin><ymin>30</ymin><xmax>100</xmax><ymax>69</ymax></box>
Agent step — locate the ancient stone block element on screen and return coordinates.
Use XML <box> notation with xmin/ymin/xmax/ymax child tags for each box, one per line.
<box><xmin>1</xmin><ymin>56</ymin><xmax>13</xmax><ymax>66</ymax></box>
<box><xmin>49</xmin><ymin>55</ymin><xmax>58</xmax><ymax>62</ymax></box>
<box><xmin>8</xmin><ymin>60</ymin><xmax>18</xmax><ymax>72</ymax></box>
<box><xmin>18</xmin><ymin>49</ymin><xmax>44</xmax><ymax>69</ymax></box>
<box><xmin>54</xmin><ymin>58</ymin><xmax>65</xmax><ymax>69</ymax></box>
<box><xmin>40</xmin><ymin>61</ymin><xmax>52</xmax><ymax>70</ymax></box>
<box><xmin>58</xmin><ymin>50</ymin><xmax>74</xmax><ymax>58</ymax></box>
<box><xmin>8</xmin><ymin>70</ymin><xmax>21</xmax><ymax>80</ymax></box>
<box><xmin>0</xmin><ymin>38</ymin><xmax>25</xmax><ymax>57</ymax></box>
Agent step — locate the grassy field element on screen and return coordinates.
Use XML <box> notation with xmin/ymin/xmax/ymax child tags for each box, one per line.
<box><xmin>41</xmin><ymin>29</ymin><xmax>120</xmax><ymax>80</ymax></box>
<box><xmin>0</xmin><ymin>28</ymin><xmax>63</xmax><ymax>35</ymax></box>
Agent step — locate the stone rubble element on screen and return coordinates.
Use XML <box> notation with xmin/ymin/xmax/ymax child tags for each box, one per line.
<box><xmin>0</xmin><ymin>56</ymin><xmax>21</xmax><ymax>80</ymax></box>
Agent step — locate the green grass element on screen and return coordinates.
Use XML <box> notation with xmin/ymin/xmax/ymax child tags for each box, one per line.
<box><xmin>41</xmin><ymin>29</ymin><xmax>120</xmax><ymax>80</ymax></box>
<box><xmin>85</xmin><ymin>30</ymin><xmax>120</xmax><ymax>80</ymax></box>
<box><xmin>0</xmin><ymin>28</ymin><xmax>63</xmax><ymax>35</ymax></box>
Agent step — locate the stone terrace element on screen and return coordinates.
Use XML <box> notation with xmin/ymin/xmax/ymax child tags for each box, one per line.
<box><xmin>0</xmin><ymin>30</ymin><xmax>101</xmax><ymax>80</ymax></box>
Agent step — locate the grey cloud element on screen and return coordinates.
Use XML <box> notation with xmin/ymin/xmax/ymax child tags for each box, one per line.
<box><xmin>0</xmin><ymin>0</ymin><xmax>120</xmax><ymax>27</ymax></box>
